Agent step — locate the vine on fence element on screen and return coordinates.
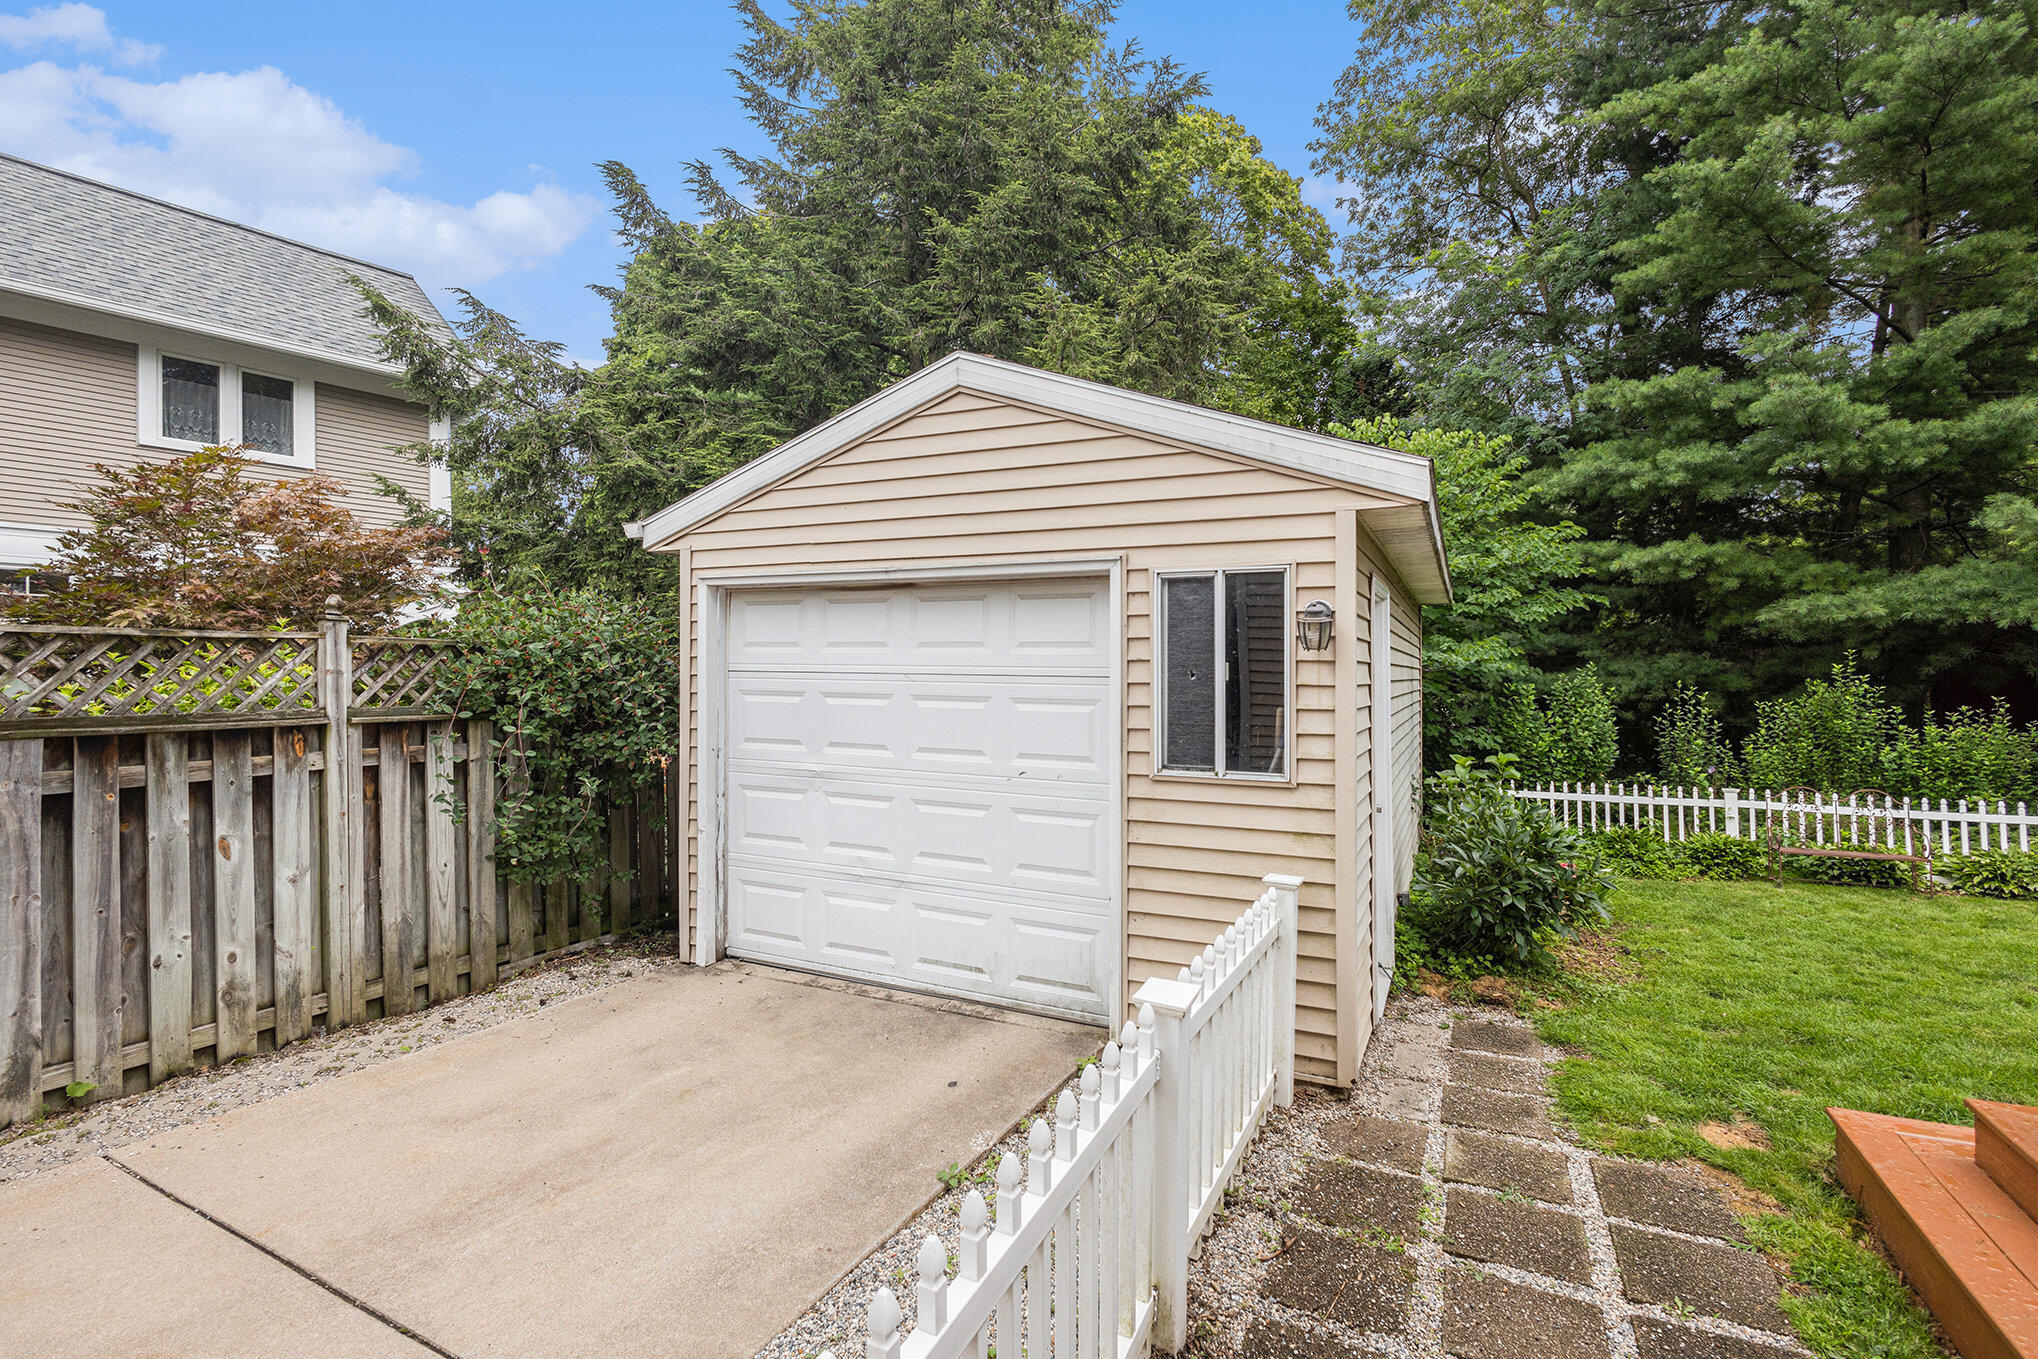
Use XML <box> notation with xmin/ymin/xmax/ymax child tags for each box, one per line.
<box><xmin>437</xmin><ymin>589</ymin><xmax>683</xmax><ymax>890</ymax></box>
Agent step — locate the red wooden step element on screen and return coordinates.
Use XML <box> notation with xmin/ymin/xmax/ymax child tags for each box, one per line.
<box><xmin>1830</xmin><ymin>1106</ymin><xmax>2038</xmax><ymax>1359</ymax></box>
<box><xmin>1974</xmin><ymin>1101</ymin><xmax>2038</xmax><ymax>1225</ymax></box>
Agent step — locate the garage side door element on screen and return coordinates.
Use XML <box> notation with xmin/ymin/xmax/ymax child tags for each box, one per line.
<box><xmin>722</xmin><ymin>578</ymin><xmax>1117</xmax><ymax>1021</ymax></box>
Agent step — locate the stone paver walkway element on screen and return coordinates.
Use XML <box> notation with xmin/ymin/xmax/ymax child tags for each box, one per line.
<box><xmin>1183</xmin><ymin>996</ymin><xmax>1807</xmax><ymax>1359</ymax></box>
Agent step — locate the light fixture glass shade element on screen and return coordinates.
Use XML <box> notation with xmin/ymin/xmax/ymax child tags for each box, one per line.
<box><xmin>1295</xmin><ymin>599</ymin><xmax>1335</xmax><ymax>651</ymax></box>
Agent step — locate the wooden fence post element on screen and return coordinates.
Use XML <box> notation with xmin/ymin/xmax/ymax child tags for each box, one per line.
<box><xmin>0</xmin><ymin>738</ymin><xmax>44</xmax><ymax>1126</ymax></box>
<box><xmin>466</xmin><ymin>719</ymin><xmax>499</xmax><ymax>991</ymax></box>
<box><xmin>318</xmin><ymin>599</ymin><xmax>362</xmax><ymax>1028</ymax></box>
<box><xmin>144</xmin><ymin>734</ymin><xmax>192</xmax><ymax>1081</ymax></box>
<box><xmin>71</xmin><ymin>734</ymin><xmax>122</xmax><ymax>1102</ymax></box>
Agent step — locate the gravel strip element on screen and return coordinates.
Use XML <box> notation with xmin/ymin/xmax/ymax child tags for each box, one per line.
<box><xmin>0</xmin><ymin>933</ymin><xmax>684</xmax><ymax>1183</ymax></box>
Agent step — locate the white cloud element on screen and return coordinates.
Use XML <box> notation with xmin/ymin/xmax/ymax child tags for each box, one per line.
<box><xmin>0</xmin><ymin>3</ymin><xmax>157</xmax><ymax>65</ymax></box>
<box><xmin>0</xmin><ymin>7</ymin><xmax>598</xmax><ymax>286</ymax></box>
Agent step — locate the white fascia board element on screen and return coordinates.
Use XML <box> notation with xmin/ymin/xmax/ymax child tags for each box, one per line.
<box><xmin>636</xmin><ymin>352</ymin><xmax>1439</xmax><ymax>550</ymax></box>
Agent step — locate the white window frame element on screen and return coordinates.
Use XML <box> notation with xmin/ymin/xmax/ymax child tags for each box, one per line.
<box><xmin>137</xmin><ymin>346</ymin><xmax>317</xmax><ymax>470</ymax></box>
<box><xmin>1154</xmin><ymin>564</ymin><xmax>1295</xmax><ymax>783</ymax></box>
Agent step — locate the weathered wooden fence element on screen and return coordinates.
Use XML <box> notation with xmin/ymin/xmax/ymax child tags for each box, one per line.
<box><xmin>844</xmin><ymin>874</ymin><xmax>1301</xmax><ymax>1359</ymax></box>
<box><xmin>1513</xmin><ymin>781</ymin><xmax>2037</xmax><ymax>857</ymax></box>
<box><xmin>0</xmin><ymin>610</ymin><xmax>678</xmax><ymax>1128</ymax></box>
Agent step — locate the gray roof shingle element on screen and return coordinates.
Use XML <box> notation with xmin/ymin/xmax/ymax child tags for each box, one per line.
<box><xmin>0</xmin><ymin>153</ymin><xmax>450</xmax><ymax>371</ymax></box>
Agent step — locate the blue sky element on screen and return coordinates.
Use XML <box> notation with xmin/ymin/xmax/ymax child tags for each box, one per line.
<box><xmin>1</xmin><ymin>1</ymin><xmax>1360</xmax><ymax>363</ymax></box>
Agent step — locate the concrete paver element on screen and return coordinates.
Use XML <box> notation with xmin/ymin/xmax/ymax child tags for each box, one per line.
<box><xmin>1611</xmin><ymin>1224</ymin><xmax>1794</xmax><ymax>1332</ymax></box>
<box><xmin>1442</xmin><ymin>1266</ymin><xmax>1610</xmax><ymax>1359</ymax></box>
<box><xmin>1265</xmin><ymin>1225</ymin><xmax>1416</xmax><ymax>1332</ymax></box>
<box><xmin>1631</xmin><ymin>1315</ymin><xmax>1806</xmax><ymax>1359</ymax></box>
<box><xmin>0</xmin><ymin>1158</ymin><xmax>433</xmax><ymax>1359</ymax></box>
<box><xmin>1442</xmin><ymin>1127</ymin><xmax>1574</xmax><ymax>1204</ymax></box>
<box><xmin>110</xmin><ymin>963</ymin><xmax>1098</xmax><ymax>1359</ymax></box>
<box><xmin>1291</xmin><ymin>1157</ymin><xmax>1427</xmax><ymax>1238</ymax></box>
<box><xmin>1443</xmin><ymin>1185</ymin><xmax>1595</xmax><ymax>1283</ymax></box>
<box><xmin>1594</xmin><ymin>1159</ymin><xmax>1749</xmax><ymax>1242</ymax></box>
<box><xmin>1442</xmin><ymin>1083</ymin><xmax>1558</xmax><ymax>1139</ymax></box>
<box><xmin>1319</xmin><ymin>1112</ymin><xmax>1426</xmax><ymax>1173</ymax></box>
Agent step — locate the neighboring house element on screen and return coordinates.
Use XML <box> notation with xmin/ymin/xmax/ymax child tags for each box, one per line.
<box><xmin>629</xmin><ymin>353</ymin><xmax>1451</xmax><ymax>1085</ymax></box>
<box><xmin>0</xmin><ymin>153</ymin><xmax>451</xmax><ymax>591</ymax></box>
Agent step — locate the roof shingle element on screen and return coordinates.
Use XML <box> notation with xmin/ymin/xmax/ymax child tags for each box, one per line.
<box><xmin>0</xmin><ymin>153</ymin><xmax>449</xmax><ymax>371</ymax></box>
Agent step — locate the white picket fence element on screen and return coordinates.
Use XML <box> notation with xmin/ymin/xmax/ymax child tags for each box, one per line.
<box><xmin>832</xmin><ymin>873</ymin><xmax>1302</xmax><ymax>1359</ymax></box>
<box><xmin>1513</xmin><ymin>782</ymin><xmax>2037</xmax><ymax>856</ymax></box>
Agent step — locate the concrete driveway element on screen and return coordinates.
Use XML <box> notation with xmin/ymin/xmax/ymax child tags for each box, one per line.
<box><xmin>0</xmin><ymin>962</ymin><xmax>1100</xmax><ymax>1359</ymax></box>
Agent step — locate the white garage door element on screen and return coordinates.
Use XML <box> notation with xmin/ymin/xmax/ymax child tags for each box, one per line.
<box><xmin>721</xmin><ymin>577</ymin><xmax>1117</xmax><ymax>1021</ymax></box>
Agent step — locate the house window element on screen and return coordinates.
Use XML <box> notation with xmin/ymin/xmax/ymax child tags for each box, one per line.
<box><xmin>240</xmin><ymin>372</ymin><xmax>295</xmax><ymax>457</ymax></box>
<box><xmin>160</xmin><ymin>358</ymin><xmax>221</xmax><ymax>443</ymax></box>
<box><xmin>1157</xmin><ymin>566</ymin><xmax>1291</xmax><ymax>779</ymax></box>
<box><xmin>138</xmin><ymin>348</ymin><xmax>315</xmax><ymax>469</ymax></box>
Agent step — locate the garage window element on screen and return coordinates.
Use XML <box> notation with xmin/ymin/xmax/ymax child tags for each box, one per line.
<box><xmin>1157</xmin><ymin>567</ymin><xmax>1290</xmax><ymax>779</ymax></box>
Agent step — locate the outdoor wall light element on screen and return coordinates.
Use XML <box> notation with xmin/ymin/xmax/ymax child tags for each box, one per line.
<box><xmin>1295</xmin><ymin>599</ymin><xmax>1335</xmax><ymax>652</ymax></box>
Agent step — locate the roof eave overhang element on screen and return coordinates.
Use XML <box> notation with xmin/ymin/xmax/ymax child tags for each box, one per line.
<box><xmin>0</xmin><ymin>276</ymin><xmax>408</xmax><ymax>381</ymax></box>
<box><xmin>637</xmin><ymin>351</ymin><xmax>1453</xmax><ymax>605</ymax></box>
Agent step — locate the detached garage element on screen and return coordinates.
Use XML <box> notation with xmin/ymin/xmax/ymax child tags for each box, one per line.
<box><xmin>628</xmin><ymin>354</ymin><xmax>1449</xmax><ymax>1083</ymax></box>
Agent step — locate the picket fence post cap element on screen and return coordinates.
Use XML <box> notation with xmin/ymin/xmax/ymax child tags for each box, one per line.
<box><xmin>1261</xmin><ymin>872</ymin><xmax>1306</xmax><ymax>890</ymax></box>
<box><xmin>1131</xmin><ymin>975</ymin><xmax>1200</xmax><ymax>1017</ymax></box>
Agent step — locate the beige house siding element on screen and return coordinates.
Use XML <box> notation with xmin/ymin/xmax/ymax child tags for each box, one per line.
<box><xmin>0</xmin><ymin>315</ymin><xmax>430</xmax><ymax>536</ymax></box>
<box><xmin>673</xmin><ymin>389</ymin><xmax>1420</xmax><ymax>1083</ymax></box>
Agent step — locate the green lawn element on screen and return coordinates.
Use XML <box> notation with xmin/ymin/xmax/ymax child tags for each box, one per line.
<box><xmin>1529</xmin><ymin>877</ymin><xmax>2038</xmax><ymax>1359</ymax></box>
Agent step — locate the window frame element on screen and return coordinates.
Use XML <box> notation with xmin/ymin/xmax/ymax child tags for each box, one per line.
<box><xmin>137</xmin><ymin>346</ymin><xmax>317</xmax><ymax>470</ymax></box>
<box><xmin>1153</xmin><ymin>563</ymin><xmax>1295</xmax><ymax>784</ymax></box>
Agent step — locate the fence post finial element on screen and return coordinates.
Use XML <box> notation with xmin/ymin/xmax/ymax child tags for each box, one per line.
<box><xmin>1118</xmin><ymin>1018</ymin><xmax>1140</xmax><ymax>1077</ymax></box>
<box><xmin>995</xmin><ymin>1151</ymin><xmax>1024</xmax><ymax>1235</ymax></box>
<box><xmin>1055</xmin><ymin>1087</ymin><xmax>1078</xmax><ymax>1159</ymax></box>
<box><xmin>1101</xmin><ymin>1040</ymin><xmax>1122</xmax><ymax>1102</ymax></box>
<box><xmin>866</xmin><ymin>1286</ymin><xmax>903</xmax><ymax>1359</ymax></box>
<box><xmin>915</xmin><ymin>1232</ymin><xmax>949</xmax><ymax>1335</ymax></box>
<box><xmin>1028</xmin><ymin>1115</ymin><xmax>1055</xmax><ymax>1195</ymax></box>
<box><xmin>1079</xmin><ymin>1059</ymin><xmax>1101</xmax><ymax>1132</ymax></box>
<box><xmin>959</xmin><ymin>1188</ymin><xmax>989</xmax><ymax>1280</ymax></box>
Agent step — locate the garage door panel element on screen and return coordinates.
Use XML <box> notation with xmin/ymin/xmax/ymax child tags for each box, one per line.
<box><xmin>729</xmin><ymin>680</ymin><xmax>1111</xmax><ymax>786</ymax></box>
<box><xmin>725</xmin><ymin>860</ymin><xmax>1111</xmax><ymax>1020</ymax></box>
<box><xmin>725</xmin><ymin>576</ymin><xmax>1115</xmax><ymax>1021</ymax></box>
<box><xmin>728</xmin><ymin>773</ymin><xmax>1111</xmax><ymax>895</ymax></box>
<box><xmin>728</xmin><ymin>581</ymin><xmax>1111</xmax><ymax>673</ymax></box>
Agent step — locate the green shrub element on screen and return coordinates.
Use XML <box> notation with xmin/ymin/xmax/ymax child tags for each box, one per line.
<box><xmin>1675</xmin><ymin>833</ymin><xmax>1767</xmax><ymax>880</ymax></box>
<box><xmin>1742</xmin><ymin>658</ymin><xmax>1894</xmax><ymax>793</ymax></box>
<box><xmin>1655</xmin><ymin>683</ymin><xmax>1735</xmax><ymax>788</ymax></box>
<box><xmin>1494</xmin><ymin>665</ymin><xmax>1619</xmax><ymax>783</ymax></box>
<box><xmin>1738</xmin><ymin>657</ymin><xmax>2038</xmax><ymax>802</ymax></box>
<box><xmin>1882</xmin><ymin>703</ymin><xmax>2038</xmax><ymax>803</ymax></box>
<box><xmin>1942</xmin><ymin>850</ymin><xmax>2038</xmax><ymax>899</ymax></box>
<box><xmin>442</xmin><ymin>588</ymin><xmax>683</xmax><ymax>890</ymax></box>
<box><xmin>1589</xmin><ymin>827</ymin><xmax>1676</xmax><ymax>878</ymax></box>
<box><xmin>1413</xmin><ymin>755</ymin><xmax>1612</xmax><ymax>968</ymax></box>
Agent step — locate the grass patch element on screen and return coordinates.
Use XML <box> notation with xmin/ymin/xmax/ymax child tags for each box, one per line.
<box><xmin>1528</xmin><ymin>877</ymin><xmax>2038</xmax><ymax>1359</ymax></box>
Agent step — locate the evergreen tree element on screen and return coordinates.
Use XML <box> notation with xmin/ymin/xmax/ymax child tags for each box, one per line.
<box><xmin>1551</xmin><ymin>0</ymin><xmax>2038</xmax><ymax>715</ymax></box>
<box><xmin>589</xmin><ymin>0</ymin><xmax>1360</xmax><ymax>523</ymax></box>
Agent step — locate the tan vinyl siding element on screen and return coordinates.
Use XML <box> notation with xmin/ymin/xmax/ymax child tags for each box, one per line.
<box><xmin>0</xmin><ymin>315</ymin><xmax>430</xmax><ymax>534</ymax></box>
<box><xmin>675</xmin><ymin>389</ymin><xmax>1417</xmax><ymax>1082</ymax></box>
<box><xmin>1389</xmin><ymin>587</ymin><xmax>1424</xmax><ymax>894</ymax></box>
<box><xmin>0</xmin><ymin>316</ymin><xmax>134</xmax><ymax>528</ymax></box>
<box><xmin>312</xmin><ymin>384</ymin><xmax>432</xmax><ymax>528</ymax></box>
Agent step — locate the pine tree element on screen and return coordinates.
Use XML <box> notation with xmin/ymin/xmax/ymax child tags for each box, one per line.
<box><xmin>1551</xmin><ymin>0</ymin><xmax>2038</xmax><ymax>713</ymax></box>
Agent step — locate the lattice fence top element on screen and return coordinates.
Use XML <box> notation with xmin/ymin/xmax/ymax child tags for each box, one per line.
<box><xmin>349</xmin><ymin>635</ymin><xmax>461</xmax><ymax>716</ymax></box>
<box><xmin>1</xmin><ymin>625</ymin><xmax>322</xmax><ymax>732</ymax></box>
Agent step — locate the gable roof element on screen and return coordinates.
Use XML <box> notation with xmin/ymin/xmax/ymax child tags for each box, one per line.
<box><xmin>0</xmin><ymin>153</ymin><xmax>449</xmax><ymax>376</ymax></box>
<box><xmin>629</xmin><ymin>352</ymin><xmax>1453</xmax><ymax>603</ymax></box>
